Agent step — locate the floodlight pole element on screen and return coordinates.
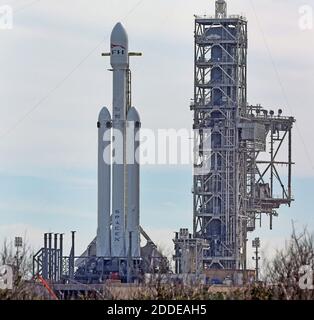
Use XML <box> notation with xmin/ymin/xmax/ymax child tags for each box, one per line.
<box><xmin>14</xmin><ymin>237</ymin><xmax>23</xmax><ymax>275</ymax></box>
<box><xmin>252</xmin><ymin>237</ymin><xmax>261</xmax><ymax>282</ymax></box>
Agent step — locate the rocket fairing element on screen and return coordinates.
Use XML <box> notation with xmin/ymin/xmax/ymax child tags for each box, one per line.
<box><xmin>97</xmin><ymin>22</ymin><xmax>141</xmax><ymax>259</ymax></box>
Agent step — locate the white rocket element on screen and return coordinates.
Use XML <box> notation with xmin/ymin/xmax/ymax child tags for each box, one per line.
<box><xmin>96</xmin><ymin>23</ymin><xmax>141</xmax><ymax>259</ymax></box>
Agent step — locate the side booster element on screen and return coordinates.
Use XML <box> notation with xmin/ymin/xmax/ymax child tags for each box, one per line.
<box><xmin>96</xmin><ymin>22</ymin><xmax>141</xmax><ymax>259</ymax></box>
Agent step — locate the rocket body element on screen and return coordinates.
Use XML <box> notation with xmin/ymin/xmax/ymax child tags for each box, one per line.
<box><xmin>96</xmin><ymin>107</ymin><xmax>111</xmax><ymax>257</ymax></box>
<box><xmin>96</xmin><ymin>22</ymin><xmax>141</xmax><ymax>259</ymax></box>
<box><xmin>126</xmin><ymin>107</ymin><xmax>141</xmax><ymax>257</ymax></box>
<box><xmin>110</xmin><ymin>22</ymin><xmax>129</xmax><ymax>258</ymax></box>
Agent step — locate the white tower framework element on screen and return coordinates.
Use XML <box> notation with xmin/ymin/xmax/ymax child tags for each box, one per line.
<box><xmin>187</xmin><ymin>1</ymin><xmax>295</xmax><ymax>271</ymax></box>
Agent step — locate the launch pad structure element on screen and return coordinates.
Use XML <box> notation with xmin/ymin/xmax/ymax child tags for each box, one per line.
<box><xmin>32</xmin><ymin>1</ymin><xmax>296</xmax><ymax>292</ymax></box>
<box><xmin>173</xmin><ymin>0</ymin><xmax>295</xmax><ymax>277</ymax></box>
<box><xmin>33</xmin><ymin>23</ymin><xmax>168</xmax><ymax>291</ymax></box>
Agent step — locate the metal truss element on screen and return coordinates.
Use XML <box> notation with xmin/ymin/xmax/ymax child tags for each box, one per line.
<box><xmin>190</xmin><ymin>15</ymin><xmax>295</xmax><ymax>271</ymax></box>
<box><xmin>245</xmin><ymin>105</ymin><xmax>295</xmax><ymax>232</ymax></box>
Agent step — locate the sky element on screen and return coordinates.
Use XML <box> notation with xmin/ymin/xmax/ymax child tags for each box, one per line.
<box><xmin>0</xmin><ymin>0</ymin><xmax>314</xmax><ymax>269</ymax></box>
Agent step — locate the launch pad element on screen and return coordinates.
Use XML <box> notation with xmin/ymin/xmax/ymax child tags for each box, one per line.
<box><xmin>32</xmin><ymin>1</ymin><xmax>295</xmax><ymax>292</ymax></box>
<box><xmin>33</xmin><ymin>231</ymin><xmax>167</xmax><ymax>287</ymax></box>
<box><xmin>33</xmin><ymin>23</ymin><xmax>168</xmax><ymax>288</ymax></box>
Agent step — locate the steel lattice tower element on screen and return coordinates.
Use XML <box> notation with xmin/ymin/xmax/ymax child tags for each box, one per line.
<box><xmin>192</xmin><ymin>11</ymin><xmax>248</xmax><ymax>269</ymax></box>
<box><xmin>183</xmin><ymin>1</ymin><xmax>295</xmax><ymax>273</ymax></box>
<box><xmin>174</xmin><ymin>1</ymin><xmax>295</xmax><ymax>275</ymax></box>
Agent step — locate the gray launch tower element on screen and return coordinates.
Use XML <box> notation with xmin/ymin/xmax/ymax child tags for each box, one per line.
<box><xmin>174</xmin><ymin>0</ymin><xmax>295</xmax><ymax>273</ymax></box>
<box><xmin>193</xmin><ymin>1</ymin><xmax>248</xmax><ymax>270</ymax></box>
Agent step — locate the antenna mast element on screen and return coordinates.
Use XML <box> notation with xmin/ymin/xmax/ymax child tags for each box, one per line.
<box><xmin>215</xmin><ymin>0</ymin><xmax>227</xmax><ymax>18</ymax></box>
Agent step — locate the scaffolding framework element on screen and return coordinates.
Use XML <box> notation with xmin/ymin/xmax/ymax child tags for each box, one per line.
<box><xmin>176</xmin><ymin>10</ymin><xmax>295</xmax><ymax>272</ymax></box>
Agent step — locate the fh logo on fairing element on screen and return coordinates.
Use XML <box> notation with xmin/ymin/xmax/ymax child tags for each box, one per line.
<box><xmin>0</xmin><ymin>265</ymin><xmax>13</xmax><ymax>290</ymax></box>
<box><xmin>111</xmin><ymin>44</ymin><xmax>126</xmax><ymax>55</ymax></box>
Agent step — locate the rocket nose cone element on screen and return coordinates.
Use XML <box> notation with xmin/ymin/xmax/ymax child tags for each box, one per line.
<box><xmin>111</xmin><ymin>22</ymin><xmax>128</xmax><ymax>48</ymax></box>
<box><xmin>127</xmin><ymin>107</ymin><xmax>141</xmax><ymax>122</ymax></box>
<box><xmin>98</xmin><ymin>107</ymin><xmax>111</xmax><ymax>123</ymax></box>
<box><xmin>110</xmin><ymin>22</ymin><xmax>129</xmax><ymax>67</ymax></box>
